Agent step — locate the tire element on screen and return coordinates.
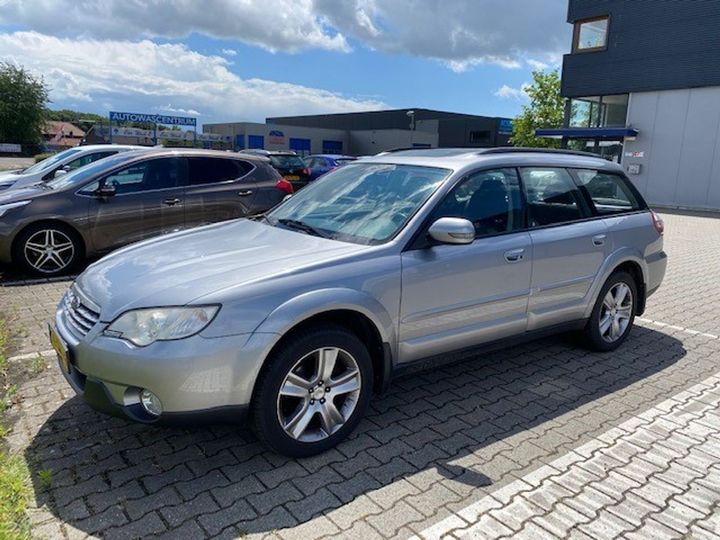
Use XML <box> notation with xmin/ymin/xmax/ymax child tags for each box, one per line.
<box><xmin>583</xmin><ymin>271</ymin><xmax>638</xmax><ymax>352</ymax></box>
<box><xmin>251</xmin><ymin>324</ymin><xmax>373</xmax><ymax>457</ymax></box>
<box><xmin>13</xmin><ymin>223</ymin><xmax>83</xmax><ymax>277</ymax></box>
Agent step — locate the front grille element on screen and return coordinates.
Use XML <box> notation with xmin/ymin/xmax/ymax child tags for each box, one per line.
<box><xmin>63</xmin><ymin>287</ymin><xmax>100</xmax><ymax>338</ymax></box>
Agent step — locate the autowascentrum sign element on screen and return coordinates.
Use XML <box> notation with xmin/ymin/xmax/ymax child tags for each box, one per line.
<box><xmin>109</xmin><ymin>111</ymin><xmax>197</xmax><ymax>127</ymax></box>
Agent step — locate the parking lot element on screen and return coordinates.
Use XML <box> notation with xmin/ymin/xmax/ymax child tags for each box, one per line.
<box><xmin>1</xmin><ymin>211</ymin><xmax>719</xmax><ymax>539</ymax></box>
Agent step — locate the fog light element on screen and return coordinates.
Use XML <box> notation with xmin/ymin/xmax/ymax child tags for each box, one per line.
<box><xmin>140</xmin><ymin>389</ymin><xmax>163</xmax><ymax>416</ymax></box>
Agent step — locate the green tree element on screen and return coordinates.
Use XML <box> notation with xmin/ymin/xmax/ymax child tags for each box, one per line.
<box><xmin>0</xmin><ymin>63</ymin><xmax>49</xmax><ymax>150</ymax></box>
<box><xmin>510</xmin><ymin>69</ymin><xmax>564</xmax><ymax>148</ymax></box>
<box><xmin>45</xmin><ymin>109</ymin><xmax>105</xmax><ymax>123</ymax></box>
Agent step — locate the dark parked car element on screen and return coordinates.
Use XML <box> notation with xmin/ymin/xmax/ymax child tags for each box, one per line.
<box><xmin>242</xmin><ymin>150</ymin><xmax>312</xmax><ymax>189</ymax></box>
<box><xmin>0</xmin><ymin>149</ymin><xmax>292</xmax><ymax>276</ymax></box>
<box><xmin>303</xmin><ymin>154</ymin><xmax>356</xmax><ymax>180</ymax></box>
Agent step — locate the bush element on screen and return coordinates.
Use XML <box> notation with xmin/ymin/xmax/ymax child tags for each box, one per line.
<box><xmin>33</xmin><ymin>152</ymin><xmax>53</xmax><ymax>163</ymax></box>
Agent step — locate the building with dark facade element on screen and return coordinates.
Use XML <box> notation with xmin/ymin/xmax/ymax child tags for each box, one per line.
<box><xmin>268</xmin><ymin>108</ymin><xmax>512</xmax><ymax>149</ymax></box>
<box><xmin>539</xmin><ymin>0</ymin><xmax>720</xmax><ymax>210</ymax></box>
<box><xmin>204</xmin><ymin>108</ymin><xmax>513</xmax><ymax>157</ymax></box>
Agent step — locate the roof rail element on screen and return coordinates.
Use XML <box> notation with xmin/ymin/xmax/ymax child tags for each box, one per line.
<box><xmin>480</xmin><ymin>147</ymin><xmax>610</xmax><ymax>159</ymax></box>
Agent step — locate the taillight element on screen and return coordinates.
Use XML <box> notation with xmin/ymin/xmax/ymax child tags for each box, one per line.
<box><xmin>276</xmin><ymin>178</ymin><xmax>294</xmax><ymax>195</ymax></box>
<box><xmin>651</xmin><ymin>210</ymin><xmax>664</xmax><ymax>236</ymax></box>
<box><xmin>303</xmin><ymin>168</ymin><xmax>311</xmax><ymax>176</ymax></box>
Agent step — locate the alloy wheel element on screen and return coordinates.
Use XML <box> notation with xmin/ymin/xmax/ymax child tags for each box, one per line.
<box><xmin>23</xmin><ymin>229</ymin><xmax>75</xmax><ymax>274</ymax></box>
<box><xmin>599</xmin><ymin>282</ymin><xmax>633</xmax><ymax>343</ymax></box>
<box><xmin>276</xmin><ymin>347</ymin><xmax>362</xmax><ymax>442</ymax></box>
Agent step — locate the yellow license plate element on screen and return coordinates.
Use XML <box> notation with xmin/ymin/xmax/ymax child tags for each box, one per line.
<box><xmin>285</xmin><ymin>175</ymin><xmax>300</xmax><ymax>181</ymax></box>
<box><xmin>49</xmin><ymin>325</ymin><xmax>70</xmax><ymax>373</ymax></box>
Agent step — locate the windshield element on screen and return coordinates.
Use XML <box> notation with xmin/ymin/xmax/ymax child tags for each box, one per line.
<box><xmin>45</xmin><ymin>152</ymin><xmax>136</xmax><ymax>190</ymax></box>
<box><xmin>269</xmin><ymin>155</ymin><xmax>305</xmax><ymax>169</ymax></box>
<box><xmin>21</xmin><ymin>148</ymin><xmax>84</xmax><ymax>174</ymax></box>
<box><xmin>267</xmin><ymin>163</ymin><xmax>449</xmax><ymax>245</ymax></box>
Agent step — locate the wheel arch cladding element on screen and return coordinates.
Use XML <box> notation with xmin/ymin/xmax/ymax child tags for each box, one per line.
<box><xmin>254</xmin><ymin>305</ymin><xmax>391</xmax><ymax>397</ymax></box>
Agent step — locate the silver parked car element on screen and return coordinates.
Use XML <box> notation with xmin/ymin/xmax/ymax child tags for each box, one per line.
<box><xmin>0</xmin><ymin>145</ymin><xmax>148</xmax><ymax>191</ymax></box>
<box><xmin>51</xmin><ymin>148</ymin><xmax>667</xmax><ymax>456</ymax></box>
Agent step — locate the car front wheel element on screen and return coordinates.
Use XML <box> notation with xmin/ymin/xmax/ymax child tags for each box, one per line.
<box><xmin>14</xmin><ymin>223</ymin><xmax>82</xmax><ymax>277</ymax></box>
<box><xmin>251</xmin><ymin>325</ymin><xmax>373</xmax><ymax>457</ymax></box>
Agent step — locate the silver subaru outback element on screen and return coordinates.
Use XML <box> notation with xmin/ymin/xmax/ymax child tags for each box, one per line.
<box><xmin>51</xmin><ymin>148</ymin><xmax>666</xmax><ymax>457</ymax></box>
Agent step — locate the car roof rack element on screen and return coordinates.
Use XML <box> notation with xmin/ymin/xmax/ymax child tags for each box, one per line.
<box><xmin>479</xmin><ymin>147</ymin><xmax>609</xmax><ymax>159</ymax></box>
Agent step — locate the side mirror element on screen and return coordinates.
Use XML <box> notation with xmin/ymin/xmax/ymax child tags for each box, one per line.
<box><xmin>428</xmin><ymin>217</ymin><xmax>475</xmax><ymax>245</ymax></box>
<box><xmin>53</xmin><ymin>169</ymin><xmax>68</xmax><ymax>178</ymax></box>
<box><xmin>96</xmin><ymin>184</ymin><xmax>116</xmax><ymax>197</ymax></box>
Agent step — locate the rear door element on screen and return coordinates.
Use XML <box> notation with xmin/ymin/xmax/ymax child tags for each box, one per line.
<box><xmin>520</xmin><ymin>167</ymin><xmax>610</xmax><ymax>330</ymax></box>
<box><xmin>85</xmin><ymin>157</ymin><xmax>186</xmax><ymax>252</ymax></box>
<box><xmin>183</xmin><ymin>156</ymin><xmax>258</xmax><ymax>227</ymax></box>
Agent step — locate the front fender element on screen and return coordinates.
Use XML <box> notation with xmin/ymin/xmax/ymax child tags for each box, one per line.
<box><xmin>582</xmin><ymin>247</ymin><xmax>648</xmax><ymax>319</ymax></box>
<box><xmin>253</xmin><ymin>287</ymin><xmax>396</xmax><ymax>348</ymax></box>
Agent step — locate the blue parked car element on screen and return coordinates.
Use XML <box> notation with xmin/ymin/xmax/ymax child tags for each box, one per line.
<box><xmin>303</xmin><ymin>154</ymin><xmax>356</xmax><ymax>181</ymax></box>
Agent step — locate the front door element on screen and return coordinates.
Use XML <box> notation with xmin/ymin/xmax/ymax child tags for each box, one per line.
<box><xmin>520</xmin><ymin>167</ymin><xmax>610</xmax><ymax>330</ymax></box>
<box><xmin>399</xmin><ymin>168</ymin><xmax>532</xmax><ymax>363</ymax></box>
<box><xmin>86</xmin><ymin>157</ymin><xmax>186</xmax><ymax>252</ymax></box>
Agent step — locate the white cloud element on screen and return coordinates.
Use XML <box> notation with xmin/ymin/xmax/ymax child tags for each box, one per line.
<box><xmin>526</xmin><ymin>59</ymin><xmax>549</xmax><ymax>71</ymax></box>
<box><xmin>315</xmin><ymin>0</ymin><xmax>570</xmax><ymax>70</ymax></box>
<box><xmin>494</xmin><ymin>83</ymin><xmax>530</xmax><ymax>102</ymax></box>
<box><xmin>221</xmin><ymin>49</ymin><xmax>237</xmax><ymax>57</ymax></box>
<box><xmin>157</xmin><ymin>104</ymin><xmax>202</xmax><ymax>116</ymax></box>
<box><xmin>0</xmin><ymin>0</ymin><xmax>350</xmax><ymax>53</ymax></box>
<box><xmin>0</xmin><ymin>32</ymin><xmax>386</xmax><ymax>123</ymax></box>
<box><xmin>0</xmin><ymin>0</ymin><xmax>572</xmax><ymax>71</ymax></box>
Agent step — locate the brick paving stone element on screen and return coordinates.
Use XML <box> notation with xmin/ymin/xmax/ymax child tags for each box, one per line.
<box><xmin>412</xmin><ymin>366</ymin><xmax>720</xmax><ymax>540</ymax></box>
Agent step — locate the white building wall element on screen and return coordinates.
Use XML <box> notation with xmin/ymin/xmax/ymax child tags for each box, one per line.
<box><xmin>623</xmin><ymin>87</ymin><xmax>720</xmax><ymax>210</ymax></box>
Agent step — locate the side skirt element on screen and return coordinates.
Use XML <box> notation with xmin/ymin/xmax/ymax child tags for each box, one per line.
<box><xmin>390</xmin><ymin>319</ymin><xmax>588</xmax><ymax>381</ymax></box>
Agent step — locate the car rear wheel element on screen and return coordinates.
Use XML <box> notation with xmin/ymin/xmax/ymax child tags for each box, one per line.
<box><xmin>584</xmin><ymin>271</ymin><xmax>637</xmax><ymax>352</ymax></box>
<box><xmin>14</xmin><ymin>223</ymin><xmax>82</xmax><ymax>277</ymax></box>
<box><xmin>251</xmin><ymin>325</ymin><xmax>373</xmax><ymax>457</ymax></box>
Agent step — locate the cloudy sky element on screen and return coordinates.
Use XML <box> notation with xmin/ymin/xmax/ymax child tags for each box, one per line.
<box><xmin>0</xmin><ymin>0</ymin><xmax>570</xmax><ymax>126</ymax></box>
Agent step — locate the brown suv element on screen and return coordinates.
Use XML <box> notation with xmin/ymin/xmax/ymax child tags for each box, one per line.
<box><xmin>0</xmin><ymin>149</ymin><xmax>292</xmax><ymax>276</ymax></box>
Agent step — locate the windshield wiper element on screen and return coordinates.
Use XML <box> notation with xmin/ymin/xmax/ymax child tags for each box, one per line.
<box><xmin>276</xmin><ymin>218</ymin><xmax>330</xmax><ymax>238</ymax></box>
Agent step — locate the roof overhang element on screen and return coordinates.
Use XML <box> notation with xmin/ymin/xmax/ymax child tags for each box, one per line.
<box><xmin>535</xmin><ymin>127</ymin><xmax>639</xmax><ymax>139</ymax></box>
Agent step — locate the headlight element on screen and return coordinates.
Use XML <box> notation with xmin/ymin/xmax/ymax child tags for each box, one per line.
<box><xmin>0</xmin><ymin>200</ymin><xmax>31</xmax><ymax>217</ymax></box>
<box><xmin>104</xmin><ymin>305</ymin><xmax>219</xmax><ymax>347</ymax></box>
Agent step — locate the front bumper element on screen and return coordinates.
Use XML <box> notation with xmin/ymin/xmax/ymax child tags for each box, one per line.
<box><xmin>54</xmin><ymin>297</ymin><xmax>279</xmax><ymax>424</ymax></box>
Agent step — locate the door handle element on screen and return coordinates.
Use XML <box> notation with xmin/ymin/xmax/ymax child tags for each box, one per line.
<box><xmin>238</xmin><ymin>189</ymin><xmax>254</xmax><ymax>197</ymax></box>
<box><xmin>504</xmin><ymin>248</ymin><xmax>525</xmax><ymax>263</ymax></box>
<box><xmin>592</xmin><ymin>234</ymin><xmax>607</xmax><ymax>246</ymax></box>
<box><xmin>163</xmin><ymin>198</ymin><xmax>181</xmax><ymax>206</ymax></box>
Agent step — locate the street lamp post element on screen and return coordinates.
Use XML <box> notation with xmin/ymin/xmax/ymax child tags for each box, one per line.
<box><xmin>406</xmin><ymin>110</ymin><xmax>415</xmax><ymax>146</ymax></box>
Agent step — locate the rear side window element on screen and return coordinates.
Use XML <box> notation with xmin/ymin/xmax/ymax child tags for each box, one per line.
<box><xmin>187</xmin><ymin>157</ymin><xmax>251</xmax><ymax>185</ymax></box>
<box><xmin>520</xmin><ymin>167</ymin><xmax>591</xmax><ymax>227</ymax></box>
<box><xmin>573</xmin><ymin>169</ymin><xmax>642</xmax><ymax>214</ymax></box>
<box><xmin>432</xmin><ymin>168</ymin><xmax>524</xmax><ymax>237</ymax></box>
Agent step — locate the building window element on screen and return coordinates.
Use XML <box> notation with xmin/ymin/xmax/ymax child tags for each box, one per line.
<box><xmin>469</xmin><ymin>130</ymin><xmax>492</xmax><ymax>144</ymax></box>
<box><xmin>248</xmin><ymin>135</ymin><xmax>264</xmax><ymax>149</ymax></box>
<box><xmin>569</xmin><ymin>94</ymin><xmax>628</xmax><ymax>128</ymax></box>
<box><xmin>322</xmin><ymin>140</ymin><xmax>343</xmax><ymax>154</ymax></box>
<box><xmin>289</xmin><ymin>137</ymin><xmax>311</xmax><ymax>156</ymax></box>
<box><xmin>573</xmin><ymin>16</ymin><xmax>609</xmax><ymax>52</ymax></box>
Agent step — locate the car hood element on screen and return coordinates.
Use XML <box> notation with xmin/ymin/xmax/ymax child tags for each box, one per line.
<box><xmin>0</xmin><ymin>185</ymin><xmax>45</xmax><ymax>203</ymax></box>
<box><xmin>76</xmin><ymin>219</ymin><xmax>369</xmax><ymax>321</ymax></box>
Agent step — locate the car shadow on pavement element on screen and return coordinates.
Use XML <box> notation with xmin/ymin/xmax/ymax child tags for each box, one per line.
<box><xmin>25</xmin><ymin>325</ymin><xmax>685</xmax><ymax>538</ymax></box>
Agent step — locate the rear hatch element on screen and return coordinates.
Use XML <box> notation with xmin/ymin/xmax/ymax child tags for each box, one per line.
<box><xmin>268</xmin><ymin>154</ymin><xmax>311</xmax><ymax>188</ymax></box>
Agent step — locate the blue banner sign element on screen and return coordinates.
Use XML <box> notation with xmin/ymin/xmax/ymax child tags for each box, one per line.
<box><xmin>109</xmin><ymin>111</ymin><xmax>197</xmax><ymax>127</ymax></box>
<box><xmin>499</xmin><ymin>118</ymin><xmax>513</xmax><ymax>135</ymax></box>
